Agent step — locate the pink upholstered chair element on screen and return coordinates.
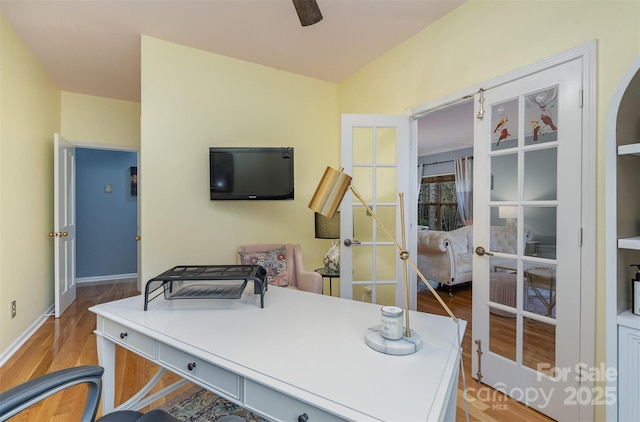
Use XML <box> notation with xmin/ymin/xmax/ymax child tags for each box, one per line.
<box><xmin>237</xmin><ymin>243</ymin><xmax>322</xmax><ymax>294</ymax></box>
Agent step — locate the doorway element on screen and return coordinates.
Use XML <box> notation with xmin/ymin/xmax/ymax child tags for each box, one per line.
<box><xmin>412</xmin><ymin>44</ymin><xmax>596</xmax><ymax>421</ymax></box>
<box><xmin>75</xmin><ymin>147</ymin><xmax>139</xmax><ymax>284</ymax></box>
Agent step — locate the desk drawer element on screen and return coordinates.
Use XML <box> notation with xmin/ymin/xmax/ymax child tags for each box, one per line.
<box><xmin>244</xmin><ymin>379</ymin><xmax>342</xmax><ymax>422</ymax></box>
<box><xmin>157</xmin><ymin>343</ymin><xmax>240</xmax><ymax>400</ymax></box>
<box><xmin>103</xmin><ymin>319</ymin><xmax>155</xmax><ymax>359</ymax></box>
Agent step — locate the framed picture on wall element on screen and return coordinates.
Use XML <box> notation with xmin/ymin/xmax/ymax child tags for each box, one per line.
<box><xmin>130</xmin><ymin>167</ymin><xmax>137</xmax><ymax>196</ymax></box>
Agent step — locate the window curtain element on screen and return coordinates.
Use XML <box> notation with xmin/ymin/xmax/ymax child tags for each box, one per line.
<box><xmin>454</xmin><ymin>157</ymin><xmax>473</xmax><ymax>225</ymax></box>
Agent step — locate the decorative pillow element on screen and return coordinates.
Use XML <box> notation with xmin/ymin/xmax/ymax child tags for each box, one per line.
<box><xmin>239</xmin><ymin>247</ymin><xmax>289</xmax><ymax>287</ymax></box>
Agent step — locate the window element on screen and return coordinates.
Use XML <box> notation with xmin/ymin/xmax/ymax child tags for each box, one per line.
<box><xmin>418</xmin><ymin>175</ymin><xmax>463</xmax><ymax>231</ymax></box>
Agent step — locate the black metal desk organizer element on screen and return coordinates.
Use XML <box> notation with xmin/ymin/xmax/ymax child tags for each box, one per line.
<box><xmin>144</xmin><ymin>265</ymin><xmax>268</xmax><ymax>310</ymax></box>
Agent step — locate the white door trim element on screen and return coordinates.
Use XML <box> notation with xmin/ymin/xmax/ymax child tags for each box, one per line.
<box><xmin>409</xmin><ymin>41</ymin><xmax>596</xmax><ymax>420</ymax></box>
<box><xmin>604</xmin><ymin>55</ymin><xmax>640</xmax><ymax>422</ymax></box>
<box><xmin>61</xmin><ymin>138</ymin><xmax>142</xmax><ymax>289</ymax></box>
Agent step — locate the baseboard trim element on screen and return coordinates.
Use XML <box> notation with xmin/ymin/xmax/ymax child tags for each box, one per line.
<box><xmin>76</xmin><ymin>273</ymin><xmax>138</xmax><ymax>284</ymax></box>
<box><xmin>0</xmin><ymin>304</ymin><xmax>54</xmax><ymax>368</ymax></box>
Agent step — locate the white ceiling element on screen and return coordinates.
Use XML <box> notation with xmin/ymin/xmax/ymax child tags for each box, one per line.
<box><xmin>1</xmin><ymin>0</ymin><xmax>471</xmax><ymax>156</ymax></box>
<box><xmin>417</xmin><ymin>100</ymin><xmax>474</xmax><ymax>156</ymax></box>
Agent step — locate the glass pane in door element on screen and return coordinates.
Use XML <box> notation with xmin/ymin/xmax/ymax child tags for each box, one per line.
<box><xmin>489</xmin><ymin>312</ymin><xmax>517</xmax><ymax>361</ymax></box>
<box><xmin>352</xmin><ymin>127</ymin><xmax>373</xmax><ymax>163</ymax></box>
<box><xmin>376</xmin><ymin>128</ymin><xmax>397</xmax><ymax>164</ymax></box>
<box><xmin>524</xmin><ymin>263</ymin><xmax>557</xmax><ymax>318</ymax></box>
<box><xmin>352</xmin><ymin>167</ymin><xmax>373</xmax><ymax>202</ymax></box>
<box><xmin>353</xmin><ymin>245</ymin><xmax>373</xmax><ymax>282</ymax></box>
<box><xmin>524</xmin><ymin>87</ymin><xmax>558</xmax><ymax>146</ymax></box>
<box><xmin>523</xmin><ymin>317</ymin><xmax>556</xmax><ymax>374</ymax></box>
<box><xmin>376</xmin><ymin>167</ymin><xmax>396</xmax><ymax>202</ymax></box>
<box><xmin>354</xmin><ymin>207</ymin><xmax>373</xmax><ymax>242</ymax></box>
<box><xmin>375</xmin><ymin>284</ymin><xmax>397</xmax><ymax>307</ymax></box>
<box><xmin>490</xmin><ymin>153</ymin><xmax>518</xmax><ymax>202</ymax></box>
<box><xmin>490</xmin><ymin>206</ymin><xmax>519</xmax><ymax>239</ymax></box>
<box><xmin>491</xmin><ymin>98</ymin><xmax>518</xmax><ymax>151</ymax></box>
<box><xmin>375</xmin><ymin>206</ymin><xmax>396</xmax><ymax>238</ymax></box>
<box><xmin>523</xmin><ymin>207</ymin><xmax>557</xmax><ymax>259</ymax></box>
<box><xmin>524</xmin><ymin>148</ymin><xmax>557</xmax><ymax>201</ymax></box>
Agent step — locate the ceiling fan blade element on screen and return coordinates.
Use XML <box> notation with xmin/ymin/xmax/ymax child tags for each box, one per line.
<box><xmin>292</xmin><ymin>0</ymin><xmax>323</xmax><ymax>26</ymax></box>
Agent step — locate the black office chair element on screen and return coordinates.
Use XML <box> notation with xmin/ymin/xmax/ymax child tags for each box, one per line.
<box><xmin>0</xmin><ymin>366</ymin><xmax>179</xmax><ymax>422</ymax></box>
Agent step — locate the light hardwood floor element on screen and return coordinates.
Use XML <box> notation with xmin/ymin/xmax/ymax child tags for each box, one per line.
<box><xmin>0</xmin><ymin>281</ymin><xmax>553</xmax><ymax>421</ymax></box>
<box><xmin>419</xmin><ymin>283</ymin><xmax>554</xmax><ymax>422</ymax></box>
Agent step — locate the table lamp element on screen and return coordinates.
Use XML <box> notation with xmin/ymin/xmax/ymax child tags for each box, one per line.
<box><xmin>499</xmin><ymin>206</ymin><xmax>518</xmax><ymax>227</ymax></box>
<box><xmin>314</xmin><ymin>211</ymin><xmax>340</xmax><ymax>272</ymax></box>
<box><xmin>309</xmin><ymin>166</ymin><xmax>458</xmax><ymax>355</ymax></box>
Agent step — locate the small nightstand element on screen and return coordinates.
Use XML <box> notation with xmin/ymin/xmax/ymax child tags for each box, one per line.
<box><xmin>525</xmin><ymin>241</ymin><xmax>540</xmax><ymax>256</ymax></box>
<box><xmin>314</xmin><ymin>267</ymin><xmax>340</xmax><ymax>296</ymax></box>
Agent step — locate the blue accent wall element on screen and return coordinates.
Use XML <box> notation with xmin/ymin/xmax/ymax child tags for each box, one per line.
<box><xmin>76</xmin><ymin>148</ymin><xmax>138</xmax><ymax>278</ymax></box>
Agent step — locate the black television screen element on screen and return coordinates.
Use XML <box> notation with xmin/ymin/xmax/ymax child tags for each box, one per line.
<box><xmin>209</xmin><ymin>147</ymin><xmax>294</xmax><ymax>200</ymax></box>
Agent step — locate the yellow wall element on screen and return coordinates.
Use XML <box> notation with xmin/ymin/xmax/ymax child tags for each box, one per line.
<box><xmin>338</xmin><ymin>1</ymin><xmax>640</xmax><ymax>419</ymax></box>
<box><xmin>0</xmin><ymin>14</ymin><xmax>61</xmax><ymax>352</ymax></box>
<box><xmin>61</xmin><ymin>92</ymin><xmax>140</xmax><ymax>147</ymax></box>
<box><xmin>2</xmin><ymin>5</ymin><xmax>638</xmax><ymax>416</ymax></box>
<box><xmin>140</xmin><ymin>37</ymin><xmax>338</xmax><ymax>281</ymax></box>
<box><xmin>340</xmin><ymin>0</ymin><xmax>639</xmax><ymax>115</ymax></box>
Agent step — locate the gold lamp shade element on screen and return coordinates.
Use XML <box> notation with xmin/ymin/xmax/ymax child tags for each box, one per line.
<box><xmin>308</xmin><ymin>167</ymin><xmax>351</xmax><ymax>218</ymax></box>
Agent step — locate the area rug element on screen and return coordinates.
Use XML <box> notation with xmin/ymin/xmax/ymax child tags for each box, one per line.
<box><xmin>525</xmin><ymin>287</ymin><xmax>556</xmax><ymax>318</ymax></box>
<box><xmin>157</xmin><ymin>385</ymin><xmax>268</xmax><ymax>422</ymax></box>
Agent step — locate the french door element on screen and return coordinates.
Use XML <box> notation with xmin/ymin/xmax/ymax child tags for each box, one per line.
<box><xmin>54</xmin><ymin>133</ymin><xmax>77</xmax><ymax>318</ymax></box>
<box><xmin>472</xmin><ymin>59</ymin><xmax>583</xmax><ymax>420</ymax></box>
<box><xmin>339</xmin><ymin>114</ymin><xmax>413</xmax><ymax>308</ymax></box>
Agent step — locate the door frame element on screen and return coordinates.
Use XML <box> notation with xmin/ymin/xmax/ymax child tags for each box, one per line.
<box><xmin>66</xmin><ymin>140</ymin><xmax>141</xmax><ymax>289</ymax></box>
<box><xmin>408</xmin><ymin>41</ymin><xmax>596</xmax><ymax>419</ymax></box>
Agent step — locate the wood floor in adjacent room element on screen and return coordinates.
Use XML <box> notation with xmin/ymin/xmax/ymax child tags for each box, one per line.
<box><xmin>418</xmin><ymin>284</ymin><xmax>553</xmax><ymax>422</ymax></box>
<box><xmin>0</xmin><ymin>281</ymin><xmax>553</xmax><ymax>421</ymax></box>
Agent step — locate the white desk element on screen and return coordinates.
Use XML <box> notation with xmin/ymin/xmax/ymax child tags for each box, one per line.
<box><xmin>91</xmin><ymin>283</ymin><xmax>465</xmax><ymax>421</ymax></box>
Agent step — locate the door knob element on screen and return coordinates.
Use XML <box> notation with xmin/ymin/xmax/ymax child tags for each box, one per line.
<box><xmin>61</xmin><ymin>232</ymin><xmax>68</xmax><ymax>237</ymax></box>
<box><xmin>343</xmin><ymin>239</ymin><xmax>362</xmax><ymax>247</ymax></box>
<box><xmin>48</xmin><ymin>232</ymin><xmax>56</xmax><ymax>237</ymax></box>
<box><xmin>475</xmin><ymin>246</ymin><xmax>494</xmax><ymax>256</ymax></box>
<box><xmin>135</xmin><ymin>236</ymin><xmax>141</xmax><ymax>241</ymax></box>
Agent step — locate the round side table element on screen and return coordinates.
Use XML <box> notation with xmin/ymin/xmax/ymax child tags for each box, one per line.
<box><xmin>314</xmin><ymin>268</ymin><xmax>340</xmax><ymax>296</ymax></box>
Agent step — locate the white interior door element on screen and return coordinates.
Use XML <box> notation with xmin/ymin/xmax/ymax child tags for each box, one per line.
<box><xmin>54</xmin><ymin>133</ymin><xmax>76</xmax><ymax>318</ymax></box>
<box><xmin>339</xmin><ymin>114</ymin><xmax>412</xmax><ymax>307</ymax></box>
<box><xmin>472</xmin><ymin>59</ymin><xmax>583</xmax><ymax>420</ymax></box>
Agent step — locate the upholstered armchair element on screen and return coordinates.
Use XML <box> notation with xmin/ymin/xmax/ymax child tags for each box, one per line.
<box><xmin>237</xmin><ymin>243</ymin><xmax>322</xmax><ymax>294</ymax></box>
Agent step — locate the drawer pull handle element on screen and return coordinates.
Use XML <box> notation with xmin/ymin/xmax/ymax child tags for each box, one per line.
<box><xmin>187</xmin><ymin>362</ymin><xmax>197</xmax><ymax>371</ymax></box>
<box><xmin>120</xmin><ymin>332</ymin><xmax>128</xmax><ymax>339</ymax></box>
<box><xmin>298</xmin><ymin>413</ymin><xmax>309</xmax><ymax>422</ymax></box>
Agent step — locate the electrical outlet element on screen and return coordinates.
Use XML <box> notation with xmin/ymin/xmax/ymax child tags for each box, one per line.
<box><xmin>11</xmin><ymin>300</ymin><xmax>16</xmax><ymax>318</ymax></box>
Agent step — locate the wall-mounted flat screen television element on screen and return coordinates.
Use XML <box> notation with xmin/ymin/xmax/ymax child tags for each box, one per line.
<box><xmin>209</xmin><ymin>147</ymin><xmax>294</xmax><ymax>200</ymax></box>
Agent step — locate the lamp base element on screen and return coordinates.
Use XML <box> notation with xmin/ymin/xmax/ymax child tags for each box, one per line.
<box><xmin>323</xmin><ymin>240</ymin><xmax>340</xmax><ymax>272</ymax></box>
<box><xmin>364</xmin><ymin>325</ymin><xmax>422</xmax><ymax>355</ymax></box>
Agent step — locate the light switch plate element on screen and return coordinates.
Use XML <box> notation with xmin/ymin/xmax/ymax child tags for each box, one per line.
<box><xmin>105</xmin><ymin>184</ymin><xmax>112</xmax><ymax>193</ymax></box>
